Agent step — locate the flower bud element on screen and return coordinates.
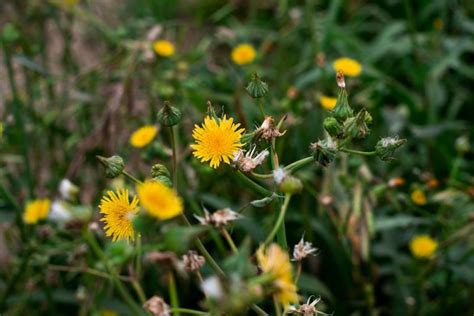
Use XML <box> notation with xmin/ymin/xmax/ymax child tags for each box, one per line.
<box><xmin>246</xmin><ymin>72</ymin><xmax>268</xmax><ymax>99</ymax></box>
<box><xmin>279</xmin><ymin>175</ymin><xmax>303</xmax><ymax>194</ymax></box>
<box><xmin>96</xmin><ymin>155</ymin><xmax>124</xmax><ymax>178</ymax></box>
<box><xmin>332</xmin><ymin>89</ymin><xmax>353</xmax><ymax>122</ymax></box>
<box><xmin>310</xmin><ymin>138</ymin><xmax>338</xmax><ymax>167</ymax></box>
<box><xmin>157</xmin><ymin>101</ymin><xmax>182</xmax><ymax>127</ymax></box>
<box><xmin>344</xmin><ymin>109</ymin><xmax>370</xmax><ymax>139</ymax></box>
<box><xmin>323</xmin><ymin>117</ymin><xmax>344</xmax><ymax>138</ymax></box>
<box><xmin>151</xmin><ymin>164</ymin><xmax>170</xmax><ymax>178</ymax></box>
<box><xmin>375</xmin><ymin>137</ymin><xmax>406</xmax><ymax>161</ymax></box>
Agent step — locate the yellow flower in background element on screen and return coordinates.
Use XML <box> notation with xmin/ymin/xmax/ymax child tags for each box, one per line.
<box><xmin>137</xmin><ymin>181</ymin><xmax>183</xmax><ymax>220</ymax></box>
<box><xmin>409</xmin><ymin>235</ymin><xmax>438</xmax><ymax>259</ymax></box>
<box><xmin>433</xmin><ymin>18</ymin><xmax>444</xmax><ymax>30</ymax></box>
<box><xmin>411</xmin><ymin>189</ymin><xmax>427</xmax><ymax>205</ymax></box>
<box><xmin>191</xmin><ymin>115</ymin><xmax>244</xmax><ymax>168</ymax></box>
<box><xmin>153</xmin><ymin>40</ymin><xmax>175</xmax><ymax>57</ymax></box>
<box><xmin>333</xmin><ymin>57</ymin><xmax>362</xmax><ymax>77</ymax></box>
<box><xmin>257</xmin><ymin>244</ymin><xmax>299</xmax><ymax>307</ymax></box>
<box><xmin>319</xmin><ymin>95</ymin><xmax>337</xmax><ymax>110</ymax></box>
<box><xmin>129</xmin><ymin>125</ymin><xmax>158</xmax><ymax>148</ymax></box>
<box><xmin>231</xmin><ymin>44</ymin><xmax>256</xmax><ymax>65</ymax></box>
<box><xmin>23</xmin><ymin>199</ymin><xmax>51</xmax><ymax>224</ymax></box>
<box><xmin>99</xmin><ymin>189</ymin><xmax>139</xmax><ymax>242</ymax></box>
<box><xmin>100</xmin><ymin>310</ymin><xmax>119</xmax><ymax>316</ymax></box>
<box><xmin>64</xmin><ymin>0</ymin><xmax>79</xmax><ymax>6</ymax></box>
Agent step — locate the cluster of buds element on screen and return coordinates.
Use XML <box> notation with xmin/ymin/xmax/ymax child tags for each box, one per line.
<box><xmin>232</xmin><ymin>147</ymin><xmax>269</xmax><ymax>173</ymax></box>
<box><xmin>195</xmin><ymin>208</ymin><xmax>241</xmax><ymax>228</ymax></box>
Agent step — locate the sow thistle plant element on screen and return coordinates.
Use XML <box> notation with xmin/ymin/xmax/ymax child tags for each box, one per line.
<box><xmin>91</xmin><ymin>68</ymin><xmax>406</xmax><ymax>315</ymax></box>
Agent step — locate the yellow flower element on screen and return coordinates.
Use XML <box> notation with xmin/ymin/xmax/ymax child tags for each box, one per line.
<box><xmin>257</xmin><ymin>244</ymin><xmax>299</xmax><ymax>307</ymax></box>
<box><xmin>411</xmin><ymin>189</ymin><xmax>427</xmax><ymax>205</ymax></box>
<box><xmin>409</xmin><ymin>235</ymin><xmax>438</xmax><ymax>259</ymax></box>
<box><xmin>433</xmin><ymin>18</ymin><xmax>443</xmax><ymax>30</ymax></box>
<box><xmin>64</xmin><ymin>0</ymin><xmax>79</xmax><ymax>6</ymax></box>
<box><xmin>99</xmin><ymin>189</ymin><xmax>139</xmax><ymax>242</ymax></box>
<box><xmin>332</xmin><ymin>57</ymin><xmax>362</xmax><ymax>77</ymax></box>
<box><xmin>129</xmin><ymin>125</ymin><xmax>158</xmax><ymax>148</ymax></box>
<box><xmin>23</xmin><ymin>199</ymin><xmax>51</xmax><ymax>224</ymax></box>
<box><xmin>319</xmin><ymin>95</ymin><xmax>337</xmax><ymax>110</ymax></box>
<box><xmin>153</xmin><ymin>40</ymin><xmax>175</xmax><ymax>57</ymax></box>
<box><xmin>231</xmin><ymin>44</ymin><xmax>256</xmax><ymax>65</ymax></box>
<box><xmin>191</xmin><ymin>115</ymin><xmax>244</xmax><ymax>168</ymax></box>
<box><xmin>137</xmin><ymin>181</ymin><xmax>183</xmax><ymax>220</ymax></box>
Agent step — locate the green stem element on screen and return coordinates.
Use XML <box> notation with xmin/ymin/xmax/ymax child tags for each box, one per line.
<box><xmin>168</xmin><ymin>271</ymin><xmax>180</xmax><ymax>316</ymax></box>
<box><xmin>170</xmin><ymin>308</ymin><xmax>209</xmax><ymax>315</ymax></box>
<box><xmin>258</xmin><ymin>98</ymin><xmax>266</xmax><ymax>118</ymax></box>
<box><xmin>264</xmin><ymin>194</ymin><xmax>292</xmax><ymax>246</ymax></box>
<box><xmin>273</xmin><ymin>295</ymin><xmax>282</xmax><ymax>316</ymax></box>
<box><xmin>122</xmin><ymin>170</ymin><xmax>143</xmax><ymax>185</ymax></box>
<box><xmin>284</xmin><ymin>156</ymin><xmax>314</xmax><ymax>173</ymax></box>
<box><xmin>169</xmin><ymin>126</ymin><xmax>178</xmax><ymax>188</ymax></box>
<box><xmin>221</xmin><ymin>228</ymin><xmax>238</xmax><ymax>254</ymax></box>
<box><xmin>340</xmin><ymin>148</ymin><xmax>376</xmax><ymax>156</ymax></box>
<box><xmin>235</xmin><ymin>170</ymin><xmax>273</xmax><ymax>196</ymax></box>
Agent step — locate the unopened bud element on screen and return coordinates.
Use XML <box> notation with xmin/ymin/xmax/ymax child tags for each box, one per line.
<box><xmin>323</xmin><ymin>117</ymin><xmax>344</xmax><ymax>138</ymax></box>
<box><xmin>151</xmin><ymin>164</ymin><xmax>170</xmax><ymax>178</ymax></box>
<box><xmin>157</xmin><ymin>101</ymin><xmax>182</xmax><ymax>127</ymax></box>
<box><xmin>332</xmin><ymin>89</ymin><xmax>353</xmax><ymax>122</ymax></box>
<box><xmin>279</xmin><ymin>175</ymin><xmax>303</xmax><ymax>194</ymax></box>
<box><xmin>344</xmin><ymin>109</ymin><xmax>370</xmax><ymax>139</ymax></box>
<box><xmin>96</xmin><ymin>155</ymin><xmax>124</xmax><ymax>178</ymax></box>
<box><xmin>246</xmin><ymin>72</ymin><xmax>268</xmax><ymax>99</ymax></box>
<box><xmin>375</xmin><ymin>137</ymin><xmax>406</xmax><ymax>161</ymax></box>
<box><xmin>310</xmin><ymin>138</ymin><xmax>338</xmax><ymax>167</ymax></box>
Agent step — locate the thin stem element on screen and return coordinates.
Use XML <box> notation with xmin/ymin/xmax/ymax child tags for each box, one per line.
<box><xmin>170</xmin><ymin>308</ymin><xmax>210</xmax><ymax>315</ymax></box>
<box><xmin>258</xmin><ymin>98</ymin><xmax>266</xmax><ymax>118</ymax></box>
<box><xmin>122</xmin><ymin>170</ymin><xmax>143</xmax><ymax>185</ymax></box>
<box><xmin>221</xmin><ymin>228</ymin><xmax>238</xmax><ymax>254</ymax></box>
<box><xmin>294</xmin><ymin>262</ymin><xmax>302</xmax><ymax>284</ymax></box>
<box><xmin>132</xmin><ymin>280</ymin><xmax>147</xmax><ymax>304</ymax></box>
<box><xmin>168</xmin><ymin>271</ymin><xmax>180</xmax><ymax>316</ymax></box>
<box><xmin>169</xmin><ymin>126</ymin><xmax>178</xmax><ymax>188</ymax></box>
<box><xmin>273</xmin><ymin>295</ymin><xmax>282</xmax><ymax>316</ymax></box>
<box><xmin>264</xmin><ymin>194</ymin><xmax>292</xmax><ymax>246</ymax></box>
<box><xmin>135</xmin><ymin>234</ymin><xmax>142</xmax><ymax>279</ymax></box>
<box><xmin>284</xmin><ymin>156</ymin><xmax>314</xmax><ymax>173</ymax></box>
<box><xmin>235</xmin><ymin>170</ymin><xmax>273</xmax><ymax>197</ymax></box>
<box><xmin>47</xmin><ymin>264</ymin><xmax>130</xmax><ymax>281</ymax></box>
<box><xmin>340</xmin><ymin>148</ymin><xmax>376</xmax><ymax>156</ymax></box>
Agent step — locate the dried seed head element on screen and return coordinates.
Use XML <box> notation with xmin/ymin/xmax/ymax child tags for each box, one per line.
<box><xmin>256</xmin><ymin>116</ymin><xmax>286</xmax><ymax>140</ymax></box>
<box><xmin>288</xmin><ymin>296</ymin><xmax>327</xmax><ymax>316</ymax></box>
<box><xmin>182</xmin><ymin>250</ymin><xmax>205</xmax><ymax>272</ymax></box>
<box><xmin>143</xmin><ymin>296</ymin><xmax>171</xmax><ymax>316</ymax></box>
<box><xmin>232</xmin><ymin>147</ymin><xmax>269</xmax><ymax>173</ymax></box>
<box><xmin>195</xmin><ymin>208</ymin><xmax>241</xmax><ymax>228</ymax></box>
<box><xmin>293</xmin><ymin>237</ymin><xmax>318</xmax><ymax>261</ymax></box>
<box><xmin>336</xmin><ymin>71</ymin><xmax>345</xmax><ymax>89</ymax></box>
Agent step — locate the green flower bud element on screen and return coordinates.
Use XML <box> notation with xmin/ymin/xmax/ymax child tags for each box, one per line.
<box><xmin>375</xmin><ymin>137</ymin><xmax>406</xmax><ymax>161</ymax></box>
<box><xmin>151</xmin><ymin>164</ymin><xmax>170</xmax><ymax>178</ymax></box>
<box><xmin>323</xmin><ymin>117</ymin><xmax>344</xmax><ymax>138</ymax></box>
<box><xmin>96</xmin><ymin>155</ymin><xmax>124</xmax><ymax>178</ymax></box>
<box><xmin>344</xmin><ymin>109</ymin><xmax>370</xmax><ymax>139</ymax></box>
<box><xmin>246</xmin><ymin>72</ymin><xmax>268</xmax><ymax>99</ymax></box>
<box><xmin>157</xmin><ymin>101</ymin><xmax>182</xmax><ymax>127</ymax></box>
<box><xmin>310</xmin><ymin>138</ymin><xmax>338</xmax><ymax>167</ymax></box>
<box><xmin>279</xmin><ymin>175</ymin><xmax>303</xmax><ymax>194</ymax></box>
<box><xmin>153</xmin><ymin>175</ymin><xmax>173</xmax><ymax>188</ymax></box>
<box><xmin>332</xmin><ymin>89</ymin><xmax>353</xmax><ymax>122</ymax></box>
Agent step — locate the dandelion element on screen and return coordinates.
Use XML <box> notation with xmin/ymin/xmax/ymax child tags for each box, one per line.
<box><xmin>129</xmin><ymin>125</ymin><xmax>158</xmax><ymax>148</ymax></box>
<box><xmin>191</xmin><ymin>115</ymin><xmax>244</xmax><ymax>168</ymax></box>
<box><xmin>137</xmin><ymin>181</ymin><xmax>183</xmax><ymax>220</ymax></box>
<box><xmin>411</xmin><ymin>189</ymin><xmax>427</xmax><ymax>205</ymax></box>
<box><xmin>319</xmin><ymin>96</ymin><xmax>337</xmax><ymax>111</ymax></box>
<box><xmin>153</xmin><ymin>40</ymin><xmax>175</xmax><ymax>57</ymax></box>
<box><xmin>99</xmin><ymin>189</ymin><xmax>139</xmax><ymax>242</ymax></box>
<box><xmin>231</xmin><ymin>43</ymin><xmax>256</xmax><ymax>65</ymax></box>
<box><xmin>332</xmin><ymin>57</ymin><xmax>362</xmax><ymax>77</ymax></box>
<box><xmin>257</xmin><ymin>244</ymin><xmax>299</xmax><ymax>307</ymax></box>
<box><xmin>23</xmin><ymin>199</ymin><xmax>51</xmax><ymax>224</ymax></box>
<box><xmin>409</xmin><ymin>235</ymin><xmax>438</xmax><ymax>259</ymax></box>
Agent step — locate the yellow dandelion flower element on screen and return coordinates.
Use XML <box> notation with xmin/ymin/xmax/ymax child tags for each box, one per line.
<box><xmin>411</xmin><ymin>189</ymin><xmax>427</xmax><ymax>205</ymax></box>
<box><xmin>191</xmin><ymin>115</ymin><xmax>244</xmax><ymax>169</ymax></box>
<box><xmin>257</xmin><ymin>244</ymin><xmax>299</xmax><ymax>307</ymax></box>
<box><xmin>153</xmin><ymin>40</ymin><xmax>175</xmax><ymax>57</ymax></box>
<box><xmin>409</xmin><ymin>235</ymin><xmax>438</xmax><ymax>259</ymax></box>
<box><xmin>137</xmin><ymin>181</ymin><xmax>183</xmax><ymax>220</ymax></box>
<box><xmin>23</xmin><ymin>199</ymin><xmax>51</xmax><ymax>224</ymax></box>
<box><xmin>99</xmin><ymin>189</ymin><xmax>139</xmax><ymax>242</ymax></box>
<box><xmin>332</xmin><ymin>57</ymin><xmax>362</xmax><ymax>77</ymax></box>
<box><xmin>319</xmin><ymin>95</ymin><xmax>337</xmax><ymax>110</ymax></box>
<box><xmin>231</xmin><ymin>44</ymin><xmax>256</xmax><ymax>65</ymax></box>
<box><xmin>129</xmin><ymin>125</ymin><xmax>158</xmax><ymax>148</ymax></box>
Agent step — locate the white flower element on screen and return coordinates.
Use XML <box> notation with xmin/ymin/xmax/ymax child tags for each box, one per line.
<box><xmin>48</xmin><ymin>200</ymin><xmax>73</xmax><ymax>224</ymax></box>
<box><xmin>59</xmin><ymin>179</ymin><xmax>78</xmax><ymax>201</ymax></box>
<box><xmin>201</xmin><ymin>276</ymin><xmax>223</xmax><ymax>299</ymax></box>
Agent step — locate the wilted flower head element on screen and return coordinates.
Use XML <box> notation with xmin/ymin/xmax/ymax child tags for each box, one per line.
<box><xmin>195</xmin><ymin>208</ymin><xmax>241</xmax><ymax>228</ymax></box>
<box><xmin>143</xmin><ymin>296</ymin><xmax>171</xmax><ymax>316</ymax></box>
<box><xmin>232</xmin><ymin>147</ymin><xmax>269</xmax><ymax>173</ymax></box>
<box><xmin>292</xmin><ymin>237</ymin><xmax>318</xmax><ymax>261</ymax></box>
<box><xmin>288</xmin><ymin>296</ymin><xmax>329</xmax><ymax>316</ymax></box>
<box><xmin>256</xmin><ymin>116</ymin><xmax>286</xmax><ymax>141</ymax></box>
<box><xmin>182</xmin><ymin>250</ymin><xmax>205</xmax><ymax>272</ymax></box>
<box><xmin>310</xmin><ymin>138</ymin><xmax>337</xmax><ymax>167</ymax></box>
